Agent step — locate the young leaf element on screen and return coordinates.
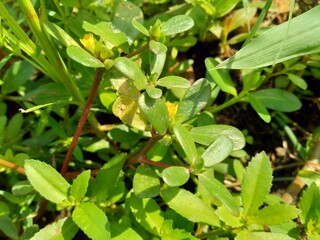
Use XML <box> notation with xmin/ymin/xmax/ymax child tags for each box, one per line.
<box><xmin>201</xmin><ymin>135</ymin><xmax>234</xmax><ymax>167</ymax></box>
<box><xmin>190</xmin><ymin>125</ymin><xmax>245</xmax><ymax>150</ymax></box>
<box><xmin>173</xmin><ymin>124</ymin><xmax>197</xmax><ymax>165</ymax></box>
<box><xmin>175</xmin><ymin>78</ymin><xmax>211</xmax><ymax>123</ymax></box>
<box><xmin>249</xmin><ymin>204</ymin><xmax>300</xmax><ymax>225</ymax></box>
<box><xmin>24</xmin><ymin>160</ymin><xmax>70</xmax><ymax>204</ymax></box>
<box><xmin>72</xmin><ymin>202</ymin><xmax>110</xmax><ymax>240</ymax></box>
<box><xmin>247</xmin><ymin>92</ymin><xmax>271</xmax><ymax>123</ymax></box>
<box><xmin>252</xmin><ymin>89</ymin><xmax>302</xmax><ymax>112</ymax></box>
<box><xmin>217</xmin><ymin>6</ymin><xmax>320</xmax><ymax>69</ymax></box>
<box><xmin>66</xmin><ymin>45</ymin><xmax>104</xmax><ymax>68</ymax></box>
<box><xmin>205</xmin><ymin>57</ymin><xmax>237</xmax><ymax>96</ymax></box>
<box><xmin>90</xmin><ymin>153</ymin><xmax>126</xmax><ymax>201</ymax></box>
<box><xmin>160</xmin><ymin>187</ymin><xmax>220</xmax><ymax>226</ymax></box>
<box><xmin>114</xmin><ymin>57</ymin><xmax>147</xmax><ymax>90</ymax></box>
<box><xmin>138</xmin><ymin>92</ymin><xmax>170</xmax><ymax>135</ymax></box>
<box><xmin>31</xmin><ymin>217</ymin><xmax>78</xmax><ymax>240</ymax></box>
<box><xmin>199</xmin><ymin>174</ymin><xmax>240</xmax><ymax>217</ymax></box>
<box><xmin>162</xmin><ymin>166</ymin><xmax>190</xmax><ymax>187</ymax></box>
<box><xmin>241</xmin><ymin>152</ymin><xmax>273</xmax><ymax>217</ymax></box>
<box><xmin>157</xmin><ymin>76</ymin><xmax>191</xmax><ymax>89</ymax></box>
<box><xmin>149</xmin><ymin>40</ymin><xmax>167</xmax><ymax>76</ymax></box>
<box><xmin>216</xmin><ymin>205</ymin><xmax>243</xmax><ymax>228</ymax></box>
<box><xmin>128</xmin><ymin>192</ymin><xmax>164</xmax><ymax>236</ymax></box>
<box><xmin>145</xmin><ymin>86</ymin><xmax>162</xmax><ymax>99</ymax></box>
<box><xmin>161</xmin><ymin>15</ymin><xmax>194</xmax><ymax>36</ymax></box>
<box><xmin>70</xmin><ymin>170</ymin><xmax>91</xmax><ymax>202</ymax></box>
<box><xmin>132</xmin><ymin>18</ymin><xmax>149</xmax><ymax>36</ymax></box>
<box><xmin>287</xmin><ymin>73</ymin><xmax>308</xmax><ymax>90</ymax></box>
<box><xmin>133</xmin><ymin>165</ymin><xmax>160</xmax><ymax>198</ymax></box>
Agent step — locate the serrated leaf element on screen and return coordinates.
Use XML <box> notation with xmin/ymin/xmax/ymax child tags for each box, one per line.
<box><xmin>299</xmin><ymin>183</ymin><xmax>320</xmax><ymax>225</ymax></box>
<box><xmin>162</xmin><ymin>166</ymin><xmax>190</xmax><ymax>187</ymax></box>
<box><xmin>199</xmin><ymin>174</ymin><xmax>240</xmax><ymax>216</ymax></box>
<box><xmin>157</xmin><ymin>76</ymin><xmax>191</xmax><ymax>89</ymax></box>
<box><xmin>287</xmin><ymin>73</ymin><xmax>308</xmax><ymax>90</ymax></box>
<box><xmin>128</xmin><ymin>192</ymin><xmax>164</xmax><ymax>236</ymax></box>
<box><xmin>161</xmin><ymin>15</ymin><xmax>194</xmax><ymax>36</ymax></box>
<box><xmin>247</xmin><ymin>92</ymin><xmax>271</xmax><ymax>123</ymax></box>
<box><xmin>66</xmin><ymin>45</ymin><xmax>104</xmax><ymax>68</ymax></box>
<box><xmin>241</xmin><ymin>152</ymin><xmax>272</xmax><ymax>217</ymax></box>
<box><xmin>31</xmin><ymin>217</ymin><xmax>78</xmax><ymax>240</ymax></box>
<box><xmin>149</xmin><ymin>40</ymin><xmax>167</xmax><ymax>76</ymax></box>
<box><xmin>24</xmin><ymin>160</ymin><xmax>70</xmax><ymax>204</ymax></box>
<box><xmin>190</xmin><ymin>125</ymin><xmax>245</xmax><ymax>150</ymax></box>
<box><xmin>217</xmin><ymin>6</ymin><xmax>320</xmax><ymax>69</ymax></box>
<box><xmin>133</xmin><ymin>165</ymin><xmax>160</xmax><ymax>198</ymax></box>
<box><xmin>252</xmin><ymin>89</ymin><xmax>302</xmax><ymax>112</ymax></box>
<box><xmin>249</xmin><ymin>204</ymin><xmax>300</xmax><ymax>225</ymax></box>
<box><xmin>44</xmin><ymin>21</ymin><xmax>80</xmax><ymax>47</ymax></box>
<box><xmin>205</xmin><ymin>57</ymin><xmax>237</xmax><ymax>96</ymax></box>
<box><xmin>201</xmin><ymin>135</ymin><xmax>234</xmax><ymax>167</ymax></box>
<box><xmin>173</xmin><ymin>124</ymin><xmax>197</xmax><ymax>165</ymax></box>
<box><xmin>138</xmin><ymin>92</ymin><xmax>169</xmax><ymax>135</ymax></box>
<box><xmin>90</xmin><ymin>153</ymin><xmax>126</xmax><ymax>201</ymax></box>
<box><xmin>114</xmin><ymin>57</ymin><xmax>147</xmax><ymax>90</ymax></box>
<box><xmin>175</xmin><ymin>78</ymin><xmax>211</xmax><ymax>123</ymax></box>
<box><xmin>72</xmin><ymin>202</ymin><xmax>110</xmax><ymax>240</ymax></box>
<box><xmin>160</xmin><ymin>187</ymin><xmax>220</xmax><ymax>226</ymax></box>
<box><xmin>70</xmin><ymin>170</ymin><xmax>91</xmax><ymax>202</ymax></box>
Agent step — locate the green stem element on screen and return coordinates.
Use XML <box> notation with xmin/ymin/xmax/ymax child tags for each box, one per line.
<box><xmin>210</xmin><ymin>91</ymin><xmax>247</xmax><ymax>114</ymax></box>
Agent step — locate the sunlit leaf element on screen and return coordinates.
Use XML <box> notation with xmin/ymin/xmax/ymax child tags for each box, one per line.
<box><xmin>72</xmin><ymin>202</ymin><xmax>110</xmax><ymax>240</ymax></box>
<box><xmin>67</xmin><ymin>45</ymin><xmax>104</xmax><ymax>68</ymax></box>
<box><xmin>213</xmin><ymin>0</ymin><xmax>240</xmax><ymax>18</ymax></box>
<box><xmin>132</xmin><ymin>18</ymin><xmax>149</xmax><ymax>36</ymax></box>
<box><xmin>70</xmin><ymin>170</ymin><xmax>91</xmax><ymax>202</ymax></box>
<box><xmin>149</xmin><ymin>40</ymin><xmax>167</xmax><ymax>76</ymax></box>
<box><xmin>157</xmin><ymin>76</ymin><xmax>191</xmax><ymax>89</ymax></box>
<box><xmin>241</xmin><ymin>152</ymin><xmax>272</xmax><ymax>217</ymax></box>
<box><xmin>162</xmin><ymin>166</ymin><xmax>190</xmax><ymax>187</ymax></box>
<box><xmin>161</xmin><ymin>15</ymin><xmax>194</xmax><ymax>36</ymax></box>
<box><xmin>133</xmin><ymin>165</ymin><xmax>160</xmax><ymax>198</ymax></box>
<box><xmin>24</xmin><ymin>160</ymin><xmax>70</xmax><ymax>204</ymax></box>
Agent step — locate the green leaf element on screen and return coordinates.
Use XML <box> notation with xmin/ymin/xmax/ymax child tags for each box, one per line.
<box><xmin>72</xmin><ymin>202</ymin><xmax>110</xmax><ymax>240</ymax></box>
<box><xmin>128</xmin><ymin>192</ymin><xmax>164</xmax><ymax>236</ymax></box>
<box><xmin>223</xmin><ymin>7</ymin><xmax>256</xmax><ymax>35</ymax></box>
<box><xmin>157</xmin><ymin>76</ymin><xmax>191</xmax><ymax>89</ymax></box>
<box><xmin>66</xmin><ymin>45</ymin><xmax>104</xmax><ymax>68</ymax></box>
<box><xmin>90</xmin><ymin>153</ymin><xmax>126</xmax><ymax>201</ymax></box>
<box><xmin>199</xmin><ymin>173</ymin><xmax>240</xmax><ymax>217</ymax></box>
<box><xmin>299</xmin><ymin>183</ymin><xmax>320</xmax><ymax>225</ymax></box>
<box><xmin>70</xmin><ymin>170</ymin><xmax>91</xmax><ymax>202</ymax></box>
<box><xmin>2</xmin><ymin>60</ymin><xmax>34</xmax><ymax>95</ymax></box>
<box><xmin>247</xmin><ymin>92</ymin><xmax>271</xmax><ymax>123</ymax></box>
<box><xmin>24</xmin><ymin>160</ymin><xmax>70</xmax><ymax>204</ymax></box>
<box><xmin>0</xmin><ymin>215</ymin><xmax>18</xmax><ymax>239</ymax></box>
<box><xmin>205</xmin><ymin>57</ymin><xmax>237</xmax><ymax>96</ymax></box>
<box><xmin>216</xmin><ymin>205</ymin><xmax>243</xmax><ymax>228</ymax></box>
<box><xmin>138</xmin><ymin>92</ymin><xmax>169</xmax><ymax>135</ymax></box>
<box><xmin>217</xmin><ymin>6</ymin><xmax>320</xmax><ymax>69</ymax></box>
<box><xmin>5</xmin><ymin>113</ymin><xmax>23</xmax><ymax>142</ymax></box>
<box><xmin>160</xmin><ymin>187</ymin><xmax>220</xmax><ymax>226</ymax></box>
<box><xmin>252</xmin><ymin>89</ymin><xmax>302</xmax><ymax>112</ymax></box>
<box><xmin>149</xmin><ymin>40</ymin><xmax>167</xmax><ymax>76</ymax></box>
<box><xmin>287</xmin><ymin>73</ymin><xmax>308</xmax><ymax>90</ymax></box>
<box><xmin>213</xmin><ymin>0</ymin><xmax>240</xmax><ymax>18</ymax></box>
<box><xmin>162</xmin><ymin>166</ymin><xmax>190</xmax><ymax>187</ymax></box>
<box><xmin>31</xmin><ymin>217</ymin><xmax>78</xmax><ymax>240</ymax></box>
<box><xmin>190</xmin><ymin>125</ymin><xmax>245</xmax><ymax>151</ymax></box>
<box><xmin>298</xmin><ymin>170</ymin><xmax>320</xmax><ymax>186</ymax></box>
<box><xmin>12</xmin><ymin>180</ymin><xmax>34</xmax><ymax>196</ymax></box>
<box><xmin>133</xmin><ymin>165</ymin><xmax>160</xmax><ymax>198</ymax></box>
<box><xmin>162</xmin><ymin>228</ymin><xmax>199</xmax><ymax>240</ymax></box>
<box><xmin>132</xmin><ymin>18</ymin><xmax>149</xmax><ymax>36</ymax></box>
<box><xmin>161</xmin><ymin>15</ymin><xmax>194</xmax><ymax>36</ymax></box>
<box><xmin>145</xmin><ymin>86</ymin><xmax>162</xmax><ymax>99</ymax></box>
<box><xmin>249</xmin><ymin>204</ymin><xmax>300</xmax><ymax>225</ymax></box>
<box><xmin>83</xmin><ymin>21</ymin><xmax>128</xmax><ymax>47</ymax></box>
<box><xmin>44</xmin><ymin>21</ymin><xmax>80</xmax><ymax>48</ymax></box>
<box><xmin>173</xmin><ymin>124</ymin><xmax>197</xmax><ymax>165</ymax></box>
<box><xmin>236</xmin><ymin>230</ymin><xmax>295</xmax><ymax>240</ymax></box>
<box><xmin>241</xmin><ymin>152</ymin><xmax>273</xmax><ymax>217</ymax></box>
<box><xmin>175</xmin><ymin>78</ymin><xmax>211</xmax><ymax>123</ymax></box>
<box><xmin>201</xmin><ymin>135</ymin><xmax>234</xmax><ymax>167</ymax></box>
<box><xmin>114</xmin><ymin>57</ymin><xmax>147</xmax><ymax>90</ymax></box>
<box><xmin>147</xmin><ymin>135</ymin><xmax>172</xmax><ymax>162</ymax></box>
<box><xmin>110</xmin><ymin>223</ymin><xmax>143</xmax><ymax>240</ymax></box>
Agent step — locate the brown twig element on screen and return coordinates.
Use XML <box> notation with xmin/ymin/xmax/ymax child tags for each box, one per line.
<box><xmin>60</xmin><ymin>68</ymin><xmax>106</xmax><ymax>177</ymax></box>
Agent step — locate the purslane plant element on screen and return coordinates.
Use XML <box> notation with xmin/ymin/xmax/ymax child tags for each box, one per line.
<box><xmin>0</xmin><ymin>0</ymin><xmax>319</xmax><ymax>239</ymax></box>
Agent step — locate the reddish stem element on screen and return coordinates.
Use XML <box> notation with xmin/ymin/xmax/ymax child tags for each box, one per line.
<box><xmin>60</xmin><ymin>68</ymin><xmax>106</xmax><ymax>177</ymax></box>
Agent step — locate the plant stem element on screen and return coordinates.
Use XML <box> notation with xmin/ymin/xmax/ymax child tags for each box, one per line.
<box><xmin>124</xmin><ymin>43</ymin><xmax>149</xmax><ymax>58</ymax></box>
<box><xmin>210</xmin><ymin>91</ymin><xmax>246</xmax><ymax>114</ymax></box>
<box><xmin>0</xmin><ymin>158</ymin><xmax>25</xmax><ymax>175</ymax></box>
<box><xmin>61</xmin><ymin>68</ymin><xmax>106</xmax><ymax>177</ymax></box>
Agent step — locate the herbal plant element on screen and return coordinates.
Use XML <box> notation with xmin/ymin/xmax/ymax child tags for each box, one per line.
<box><xmin>0</xmin><ymin>0</ymin><xmax>320</xmax><ymax>239</ymax></box>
